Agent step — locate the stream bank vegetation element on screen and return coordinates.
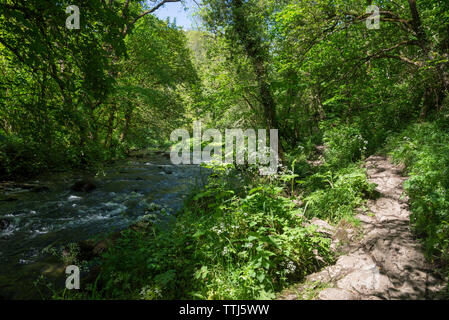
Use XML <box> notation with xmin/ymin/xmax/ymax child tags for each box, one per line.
<box><xmin>1</xmin><ymin>0</ymin><xmax>449</xmax><ymax>299</ymax></box>
<box><xmin>53</xmin><ymin>153</ymin><xmax>376</xmax><ymax>299</ymax></box>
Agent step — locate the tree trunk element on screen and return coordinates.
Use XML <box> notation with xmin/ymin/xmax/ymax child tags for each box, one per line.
<box><xmin>231</xmin><ymin>0</ymin><xmax>283</xmax><ymax>159</ymax></box>
<box><xmin>104</xmin><ymin>105</ymin><xmax>117</xmax><ymax>147</ymax></box>
<box><xmin>120</xmin><ymin>108</ymin><xmax>132</xmax><ymax>144</ymax></box>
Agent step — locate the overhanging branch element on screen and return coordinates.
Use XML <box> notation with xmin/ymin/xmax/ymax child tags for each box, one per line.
<box><xmin>123</xmin><ymin>0</ymin><xmax>181</xmax><ymax>35</ymax></box>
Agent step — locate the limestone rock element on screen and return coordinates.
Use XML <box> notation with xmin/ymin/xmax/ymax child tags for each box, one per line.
<box><xmin>318</xmin><ymin>288</ymin><xmax>360</xmax><ymax>300</ymax></box>
<box><xmin>279</xmin><ymin>155</ymin><xmax>446</xmax><ymax>300</ymax></box>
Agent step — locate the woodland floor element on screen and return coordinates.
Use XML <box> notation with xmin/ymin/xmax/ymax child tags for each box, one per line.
<box><xmin>278</xmin><ymin>155</ymin><xmax>447</xmax><ymax>300</ymax></box>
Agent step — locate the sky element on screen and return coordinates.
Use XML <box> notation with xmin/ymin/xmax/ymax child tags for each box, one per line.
<box><xmin>152</xmin><ymin>0</ymin><xmax>201</xmax><ymax>30</ymax></box>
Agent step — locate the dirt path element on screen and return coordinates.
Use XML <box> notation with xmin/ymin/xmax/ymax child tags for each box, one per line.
<box><xmin>279</xmin><ymin>155</ymin><xmax>446</xmax><ymax>300</ymax></box>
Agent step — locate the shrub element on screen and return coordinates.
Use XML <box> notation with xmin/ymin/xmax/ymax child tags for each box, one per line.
<box><xmin>302</xmin><ymin>165</ymin><xmax>375</xmax><ymax>222</ymax></box>
<box><xmin>322</xmin><ymin>123</ymin><xmax>368</xmax><ymax>168</ymax></box>
<box><xmin>386</xmin><ymin>122</ymin><xmax>449</xmax><ymax>265</ymax></box>
<box><xmin>0</xmin><ymin>135</ymin><xmax>47</xmax><ymax>178</ymax></box>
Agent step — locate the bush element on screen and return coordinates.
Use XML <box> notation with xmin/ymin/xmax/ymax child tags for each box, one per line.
<box><xmin>322</xmin><ymin>123</ymin><xmax>368</xmax><ymax>168</ymax></box>
<box><xmin>302</xmin><ymin>165</ymin><xmax>375</xmax><ymax>222</ymax></box>
<box><xmin>0</xmin><ymin>131</ymin><xmax>127</xmax><ymax>179</ymax></box>
<box><xmin>386</xmin><ymin>122</ymin><xmax>449</xmax><ymax>265</ymax></box>
<box><xmin>0</xmin><ymin>135</ymin><xmax>48</xmax><ymax>178</ymax></box>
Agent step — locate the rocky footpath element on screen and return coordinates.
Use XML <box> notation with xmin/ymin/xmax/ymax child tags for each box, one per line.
<box><xmin>278</xmin><ymin>155</ymin><xmax>446</xmax><ymax>300</ymax></box>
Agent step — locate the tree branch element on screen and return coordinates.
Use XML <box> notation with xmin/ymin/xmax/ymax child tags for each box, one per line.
<box><xmin>343</xmin><ymin>10</ymin><xmax>413</xmax><ymax>33</ymax></box>
<box><xmin>360</xmin><ymin>40</ymin><xmax>424</xmax><ymax>67</ymax></box>
<box><xmin>123</xmin><ymin>0</ymin><xmax>181</xmax><ymax>35</ymax></box>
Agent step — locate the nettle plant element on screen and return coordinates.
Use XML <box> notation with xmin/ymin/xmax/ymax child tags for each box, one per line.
<box><xmin>78</xmin><ymin>164</ymin><xmax>333</xmax><ymax>300</ymax></box>
<box><xmin>180</xmin><ymin>166</ymin><xmax>333</xmax><ymax>299</ymax></box>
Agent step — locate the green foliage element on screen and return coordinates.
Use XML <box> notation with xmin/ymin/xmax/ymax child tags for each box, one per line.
<box><xmin>303</xmin><ymin>165</ymin><xmax>375</xmax><ymax>222</ymax></box>
<box><xmin>2</xmin><ymin>0</ymin><xmax>449</xmax><ymax>299</ymax></box>
<box><xmin>67</xmin><ymin>165</ymin><xmax>333</xmax><ymax>300</ymax></box>
<box><xmin>386</xmin><ymin>122</ymin><xmax>449</xmax><ymax>267</ymax></box>
<box><xmin>0</xmin><ymin>2</ymin><xmax>198</xmax><ymax>178</ymax></box>
<box><xmin>0</xmin><ymin>135</ymin><xmax>46</xmax><ymax>177</ymax></box>
<box><xmin>322</xmin><ymin>123</ymin><xmax>368</xmax><ymax>168</ymax></box>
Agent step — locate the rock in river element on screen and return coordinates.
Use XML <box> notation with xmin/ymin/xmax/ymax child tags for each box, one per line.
<box><xmin>71</xmin><ymin>179</ymin><xmax>97</xmax><ymax>192</ymax></box>
<box><xmin>0</xmin><ymin>219</ymin><xmax>11</xmax><ymax>231</ymax></box>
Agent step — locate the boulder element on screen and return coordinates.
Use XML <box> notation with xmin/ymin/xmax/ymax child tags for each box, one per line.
<box><xmin>77</xmin><ymin>231</ymin><xmax>121</xmax><ymax>260</ymax></box>
<box><xmin>162</xmin><ymin>152</ymin><xmax>171</xmax><ymax>159</ymax></box>
<box><xmin>309</xmin><ymin>218</ymin><xmax>335</xmax><ymax>237</ymax></box>
<box><xmin>71</xmin><ymin>180</ymin><xmax>96</xmax><ymax>192</ymax></box>
<box><xmin>318</xmin><ymin>288</ymin><xmax>360</xmax><ymax>300</ymax></box>
<box><xmin>92</xmin><ymin>241</ymin><xmax>110</xmax><ymax>256</ymax></box>
<box><xmin>0</xmin><ymin>219</ymin><xmax>10</xmax><ymax>231</ymax></box>
<box><xmin>158</xmin><ymin>165</ymin><xmax>173</xmax><ymax>174</ymax></box>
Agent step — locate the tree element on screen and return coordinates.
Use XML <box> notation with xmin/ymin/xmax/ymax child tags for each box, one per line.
<box><xmin>201</xmin><ymin>0</ymin><xmax>279</xmax><ymax>130</ymax></box>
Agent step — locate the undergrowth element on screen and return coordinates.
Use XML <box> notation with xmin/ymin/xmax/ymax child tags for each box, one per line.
<box><xmin>57</xmin><ymin>128</ymin><xmax>376</xmax><ymax>300</ymax></box>
<box><xmin>386</xmin><ymin>121</ymin><xmax>449</xmax><ymax>273</ymax></box>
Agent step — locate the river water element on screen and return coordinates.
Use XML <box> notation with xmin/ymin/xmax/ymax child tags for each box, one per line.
<box><xmin>0</xmin><ymin>154</ymin><xmax>207</xmax><ymax>299</ymax></box>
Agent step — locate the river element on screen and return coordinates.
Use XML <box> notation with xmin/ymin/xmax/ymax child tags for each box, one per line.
<box><xmin>0</xmin><ymin>153</ymin><xmax>207</xmax><ymax>299</ymax></box>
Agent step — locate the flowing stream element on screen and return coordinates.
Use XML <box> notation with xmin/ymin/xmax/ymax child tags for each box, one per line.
<box><xmin>0</xmin><ymin>153</ymin><xmax>207</xmax><ymax>299</ymax></box>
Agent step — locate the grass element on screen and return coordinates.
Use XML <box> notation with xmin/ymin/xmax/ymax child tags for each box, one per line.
<box><xmin>276</xmin><ymin>280</ymin><xmax>330</xmax><ymax>300</ymax></box>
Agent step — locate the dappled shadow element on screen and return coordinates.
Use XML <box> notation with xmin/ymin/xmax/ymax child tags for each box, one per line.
<box><xmin>361</xmin><ymin>215</ymin><xmax>445</xmax><ymax>299</ymax></box>
<box><xmin>279</xmin><ymin>155</ymin><xmax>446</xmax><ymax>300</ymax></box>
